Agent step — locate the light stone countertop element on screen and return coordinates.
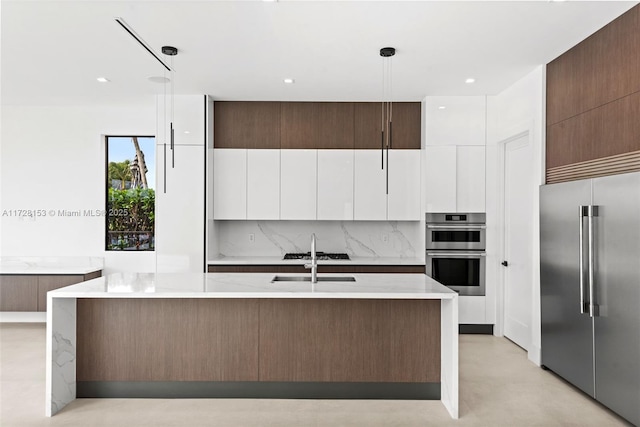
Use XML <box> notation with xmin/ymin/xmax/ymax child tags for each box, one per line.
<box><xmin>208</xmin><ymin>255</ymin><xmax>425</xmax><ymax>266</ymax></box>
<box><xmin>48</xmin><ymin>272</ymin><xmax>455</xmax><ymax>300</ymax></box>
<box><xmin>0</xmin><ymin>256</ymin><xmax>104</xmax><ymax>275</ymax></box>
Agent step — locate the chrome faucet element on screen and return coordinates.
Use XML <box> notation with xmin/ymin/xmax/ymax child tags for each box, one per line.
<box><xmin>304</xmin><ymin>233</ymin><xmax>318</xmax><ymax>283</ymax></box>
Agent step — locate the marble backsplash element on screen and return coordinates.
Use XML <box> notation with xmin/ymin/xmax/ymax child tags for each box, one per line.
<box><xmin>215</xmin><ymin>221</ymin><xmax>424</xmax><ymax>258</ymax></box>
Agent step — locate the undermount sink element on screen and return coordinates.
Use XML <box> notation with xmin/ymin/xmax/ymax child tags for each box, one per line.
<box><xmin>271</xmin><ymin>275</ymin><xmax>356</xmax><ymax>283</ymax></box>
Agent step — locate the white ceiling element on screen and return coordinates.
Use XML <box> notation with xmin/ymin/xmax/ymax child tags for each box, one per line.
<box><xmin>1</xmin><ymin>1</ymin><xmax>638</xmax><ymax>106</ymax></box>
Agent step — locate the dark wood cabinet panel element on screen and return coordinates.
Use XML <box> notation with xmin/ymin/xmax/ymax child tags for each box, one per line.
<box><xmin>354</xmin><ymin>102</ymin><xmax>383</xmax><ymax>149</ymax></box>
<box><xmin>1</xmin><ymin>271</ymin><xmax>102</xmax><ymax>312</ymax></box>
<box><xmin>214</xmin><ymin>101</ymin><xmax>280</xmax><ymax>149</ymax></box>
<box><xmin>208</xmin><ymin>264</ymin><xmax>424</xmax><ymax>274</ymax></box>
<box><xmin>213</xmin><ymin>101</ymin><xmax>420</xmax><ymax>150</ymax></box>
<box><xmin>390</xmin><ymin>102</ymin><xmax>422</xmax><ymax>149</ymax></box>
<box><xmin>354</xmin><ymin>102</ymin><xmax>421</xmax><ymax>149</ymax></box>
<box><xmin>259</xmin><ymin>298</ymin><xmax>440</xmax><ymax>382</ymax></box>
<box><xmin>281</xmin><ymin>102</ymin><xmax>354</xmax><ymax>149</ymax></box>
<box><xmin>546</xmin><ymin>4</ymin><xmax>640</xmax><ymax>178</ymax></box>
<box><xmin>547</xmin><ymin>90</ymin><xmax>640</xmax><ymax>169</ymax></box>
<box><xmin>0</xmin><ymin>276</ymin><xmax>38</xmax><ymax>311</ymax></box>
<box><xmin>37</xmin><ymin>275</ymin><xmax>84</xmax><ymax>312</ymax></box>
<box><xmin>77</xmin><ymin>298</ymin><xmax>260</xmax><ymax>382</ymax></box>
<box><xmin>547</xmin><ymin>5</ymin><xmax>640</xmax><ymax>127</ymax></box>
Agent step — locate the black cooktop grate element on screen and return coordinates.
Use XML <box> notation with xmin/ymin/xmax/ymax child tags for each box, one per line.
<box><xmin>283</xmin><ymin>252</ymin><xmax>350</xmax><ymax>260</ymax></box>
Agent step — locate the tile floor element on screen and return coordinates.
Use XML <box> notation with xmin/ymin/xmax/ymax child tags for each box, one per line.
<box><xmin>0</xmin><ymin>323</ymin><xmax>631</xmax><ymax>426</ymax></box>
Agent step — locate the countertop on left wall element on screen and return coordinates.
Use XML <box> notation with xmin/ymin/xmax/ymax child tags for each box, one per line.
<box><xmin>0</xmin><ymin>256</ymin><xmax>104</xmax><ymax>274</ymax></box>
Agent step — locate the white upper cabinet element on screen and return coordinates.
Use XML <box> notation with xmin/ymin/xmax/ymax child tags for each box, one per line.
<box><xmin>157</xmin><ymin>95</ymin><xmax>205</xmax><ymax>146</ymax></box>
<box><xmin>354</xmin><ymin>150</ymin><xmax>387</xmax><ymax>220</ymax></box>
<box><xmin>425</xmin><ymin>146</ymin><xmax>457</xmax><ymax>213</ymax></box>
<box><xmin>456</xmin><ymin>146</ymin><xmax>486</xmax><ymax>213</ymax></box>
<box><xmin>280</xmin><ymin>150</ymin><xmax>317</xmax><ymax>220</ymax></box>
<box><xmin>387</xmin><ymin>150</ymin><xmax>421</xmax><ymax>220</ymax></box>
<box><xmin>213</xmin><ymin>149</ymin><xmax>247</xmax><ymax>219</ymax></box>
<box><xmin>247</xmin><ymin>150</ymin><xmax>280</xmax><ymax>220</ymax></box>
<box><xmin>425</xmin><ymin>96</ymin><xmax>486</xmax><ymax>146</ymax></box>
<box><xmin>424</xmin><ymin>146</ymin><xmax>486</xmax><ymax>213</ymax></box>
<box><xmin>317</xmin><ymin>150</ymin><xmax>354</xmax><ymax>220</ymax></box>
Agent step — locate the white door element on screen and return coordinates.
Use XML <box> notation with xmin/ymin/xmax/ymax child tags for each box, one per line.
<box><xmin>213</xmin><ymin>149</ymin><xmax>247</xmax><ymax>219</ymax></box>
<box><xmin>317</xmin><ymin>150</ymin><xmax>354</xmax><ymax>220</ymax></box>
<box><xmin>502</xmin><ymin>133</ymin><xmax>533</xmax><ymax>349</ymax></box>
<box><xmin>457</xmin><ymin>146</ymin><xmax>486</xmax><ymax>213</ymax></box>
<box><xmin>354</xmin><ymin>150</ymin><xmax>387</xmax><ymax>220</ymax></box>
<box><xmin>280</xmin><ymin>150</ymin><xmax>317</xmax><ymax>220</ymax></box>
<box><xmin>247</xmin><ymin>150</ymin><xmax>280</xmax><ymax>220</ymax></box>
<box><xmin>387</xmin><ymin>150</ymin><xmax>421</xmax><ymax>220</ymax></box>
<box><xmin>424</xmin><ymin>146</ymin><xmax>456</xmax><ymax>213</ymax></box>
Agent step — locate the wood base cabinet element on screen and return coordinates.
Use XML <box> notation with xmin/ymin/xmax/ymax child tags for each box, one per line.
<box><xmin>77</xmin><ymin>298</ymin><xmax>440</xmax><ymax>384</ymax></box>
<box><xmin>0</xmin><ymin>271</ymin><xmax>101</xmax><ymax>312</ymax></box>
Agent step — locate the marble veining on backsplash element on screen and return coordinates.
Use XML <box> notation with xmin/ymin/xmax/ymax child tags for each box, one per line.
<box><xmin>217</xmin><ymin>221</ymin><xmax>421</xmax><ymax>258</ymax></box>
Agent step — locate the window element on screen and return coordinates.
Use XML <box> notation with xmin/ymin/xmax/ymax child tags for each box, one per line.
<box><xmin>106</xmin><ymin>136</ymin><xmax>155</xmax><ymax>251</ymax></box>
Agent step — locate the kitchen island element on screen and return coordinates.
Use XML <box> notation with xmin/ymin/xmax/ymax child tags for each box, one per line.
<box><xmin>46</xmin><ymin>273</ymin><xmax>458</xmax><ymax>419</ymax></box>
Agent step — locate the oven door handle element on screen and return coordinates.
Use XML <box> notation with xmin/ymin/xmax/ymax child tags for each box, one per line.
<box><xmin>426</xmin><ymin>225</ymin><xmax>486</xmax><ymax>229</ymax></box>
<box><xmin>426</xmin><ymin>252</ymin><xmax>486</xmax><ymax>257</ymax></box>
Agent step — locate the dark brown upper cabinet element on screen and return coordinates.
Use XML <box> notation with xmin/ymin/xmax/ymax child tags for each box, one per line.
<box><xmin>281</xmin><ymin>102</ymin><xmax>354</xmax><ymax>149</ymax></box>
<box><xmin>214</xmin><ymin>101</ymin><xmax>281</xmax><ymax>149</ymax></box>
<box><xmin>545</xmin><ymin>4</ymin><xmax>640</xmax><ymax>176</ymax></box>
<box><xmin>354</xmin><ymin>102</ymin><xmax>421</xmax><ymax>149</ymax></box>
<box><xmin>547</xmin><ymin>5</ymin><xmax>640</xmax><ymax>127</ymax></box>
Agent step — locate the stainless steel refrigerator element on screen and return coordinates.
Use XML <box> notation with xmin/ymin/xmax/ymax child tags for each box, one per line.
<box><xmin>540</xmin><ymin>172</ymin><xmax>640</xmax><ymax>426</ymax></box>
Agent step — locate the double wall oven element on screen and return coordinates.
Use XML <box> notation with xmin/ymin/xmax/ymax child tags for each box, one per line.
<box><xmin>426</xmin><ymin>213</ymin><xmax>486</xmax><ymax>296</ymax></box>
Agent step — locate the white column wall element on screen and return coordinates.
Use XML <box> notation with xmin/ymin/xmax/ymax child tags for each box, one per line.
<box><xmin>486</xmin><ymin>66</ymin><xmax>545</xmax><ymax>365</ymax></box>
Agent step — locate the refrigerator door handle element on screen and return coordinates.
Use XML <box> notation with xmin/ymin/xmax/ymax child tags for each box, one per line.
<box><xmin>588</xmin><ymin>205</ymin><xmax>599</xmax><ymax>317</ymax></box>
<box><xmin>579</xmin><ymin>205</ymin><xmax>588</xmax><ymax>314</ymax></box>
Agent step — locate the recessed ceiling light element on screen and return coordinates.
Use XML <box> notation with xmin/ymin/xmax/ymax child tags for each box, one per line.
<box><xmin>283</xmin><ymin>78</ymin><xmax>295</xmax><ymax>84</ymax></box>
<box><xmin>465</xmin><ymin>78</ymin><xmax>476</xmax><ymax>84</ymax></box>
<box><xmin>438</xmin><ymin>106</ymin><xmax>446</xmax><ymax>110</ymax></box>
<box><xmin>96</xmin><ymin>77</ymin><xmax>110</xmax><ymax>83</ymax></box>
<box><xmin>147</xmin><ymin>76</ymin><xmax>170</xmax><ymax>84</ymax></box>
<box><xmin>184</xmin><ymin>130</ymin><xmax>190</xmax><ymax>134</ymax></box>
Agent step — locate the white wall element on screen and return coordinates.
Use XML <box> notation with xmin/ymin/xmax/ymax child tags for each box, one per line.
<box><xmin>0</xmin><ymin>104</ymin><xmax>157</xmax><ymax>274</ymax></box>
<box><xmin>487</xmin><ymin>66</ymin><xmax>545</xmax><ymax>365</ymax></box>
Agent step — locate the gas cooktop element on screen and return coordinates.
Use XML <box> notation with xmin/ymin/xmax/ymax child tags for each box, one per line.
<box><xmin>283</xmin><ymin>252</ymin><xmax>350</xmax><ymax>261</ymax></box>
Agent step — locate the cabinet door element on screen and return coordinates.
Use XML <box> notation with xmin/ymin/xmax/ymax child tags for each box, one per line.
<box><xmin>37</xmin><ymin>275</ymin><xmax>82</xmax><ymax>312</ymax></box>
<box><xmin>424</xmin><ymin>146</ymin><xmax>457</xmax><ymax>213</ymax></box>
<box><xmin>156</xmin><ymin>145</ymin><xmax>206</xmax><ymax>273</ymax></box>
<box><xmin>317</xmin><ymin>150</ymin><xmax>354</xmax><ymax>220</ymax></box>
<box><xmin>458</xmin><ymin>296</ymin><xmax>486</xmax><ymax>324</ymax></box>
<box><xmin>387</xmin><ymin>150</ymin><xmax>421</xmax><ymax>220</ymax></box>
<box><xmin>247</xmin><ymin>150</ymin><xmax>280</xmax><ymax>220</ymax></box>
<box><xmin>213</xmin><ymin>149</ymin><xmax>247</xmax><ymax>219</ymax></box>
<box><xmin>214</xmin><ymin>102</ymin><xmax>280</xmax><ymax>149</ymax></box>
<box><xmin>0</xmin><ymin>276</ymin><xmax>38</xmax><ymax>311</ymax></box>
<box><xmin>355</xmin><ymin>103</ymin><xmax>383</xmax><ymax>149</ymax></box>
<box><xmin>354</xmin><ymin>150</ymin><xmax>387</xmax><ymax>220</ymax></box>
<box><xmin>280</xmin><ymin>150</ymin><xmax>317</xmax><ymax>220</ymax></box>
<box><xmin>424</xmin><ymin>96</ymin><xmax>486</xmax><ymax>146</ymax></box>
<box><xmin>389</xmin><ymin>102</ymin><xmax>422</xmax><ymax>149</ymax></box>
<box><xmin>457</xmin><ymin>146</ymin><xmax>486</xmax><ymax>212</ymax></box>
<box><xmin>281</xmin><ymin>103</ymin><xmax>354</xmax><ymax>149</ymax></box>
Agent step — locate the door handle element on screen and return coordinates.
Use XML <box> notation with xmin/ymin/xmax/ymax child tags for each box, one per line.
<box><xmin>587</xmin><ymin>205</ymin><xmax>599</xmax><ymax>317</ymax></box>
<box><xmin>501</xmin><ymin>261</ymin><xmax>508</xmax><ymax>267</ymax></box>
<box><xmin>579</xmin><ymin>205</ymin><xmax>587</xmax><ymax>314</ymax></box>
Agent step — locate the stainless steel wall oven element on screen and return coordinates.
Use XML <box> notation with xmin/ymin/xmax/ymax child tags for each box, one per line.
<box><xmin>426</xmin><ymin>213</ymin><xmax>486</xmax><ymax>296</ymax></box>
